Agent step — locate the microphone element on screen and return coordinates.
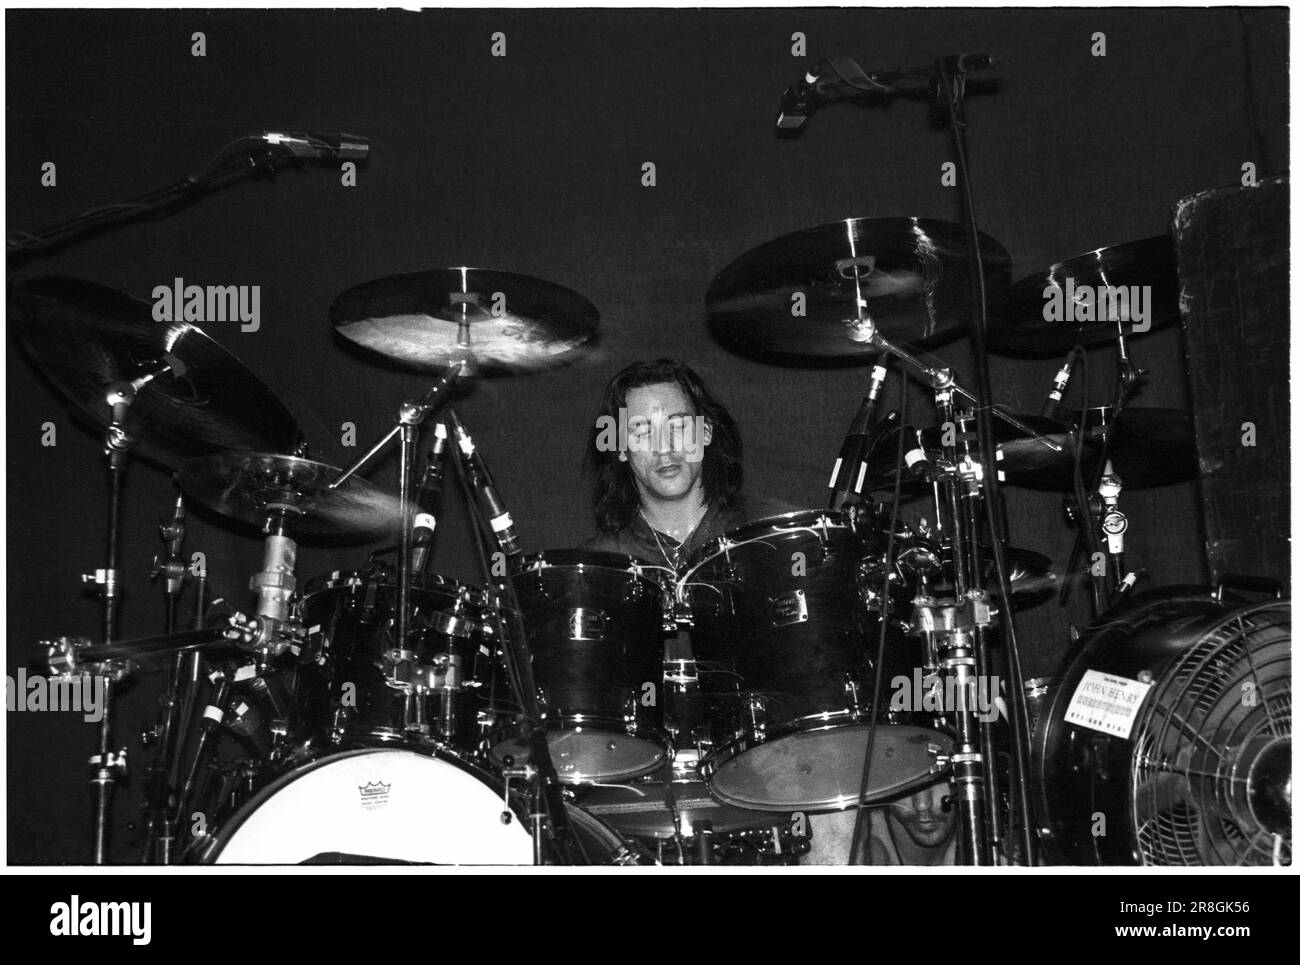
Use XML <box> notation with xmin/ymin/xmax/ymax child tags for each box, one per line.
<box><xmin>775</xmin><ymin>62</ymin><xmax>826</xmax><ymax>132</ymax></box>
<box><xmin>410</xmin><ymin>423</ymin><xmax>449</xmax><ymax>575</ymax></box>
<box><xmin>130</xmin><ymin>354</ymin><xmax>188</xmax><ymax>393</ymax></box>
<box><xmin>1040</xmin><ymin>352</ymin><xmax>1075</xmax><ymax>421</ymax></box>
<box><xmin>261</xmin><ymin>131</ymin><xmax>370</xmax><ymax>160</ymax></box>
<box><xmin>776</xmin><ymin>54</ymin><xmax>999</xmax><ymax>133</ymax></box>
<box><xmin>828</xmin><ymin>364</ymin><xmax>889</xmax><ymax>509</ymax></box>
<box><xmin>448</xmin><ymin>411</ymin><xmax>522</xmax><ymax>558</ymax></box>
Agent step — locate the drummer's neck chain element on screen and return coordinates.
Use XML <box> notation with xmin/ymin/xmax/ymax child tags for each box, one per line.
<box><xmin>640</xmin><ymin>507</ymin><xmax>702</xmax><ymax>570</ymax></box>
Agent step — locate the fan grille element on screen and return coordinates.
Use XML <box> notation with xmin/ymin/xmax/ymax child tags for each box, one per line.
<box><xmin>1131</xmin><ymin>602</ymin><xmax>1290</xmax><ymax>866</ymax></box>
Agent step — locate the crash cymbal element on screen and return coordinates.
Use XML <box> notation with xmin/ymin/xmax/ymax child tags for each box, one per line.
<box><xmin>705</xmin><ymin>217</ymin><xmax>1012</xmax><ymax>359</ymax></box>
<box><xmin>329</xmin><ymin>267</ymin><xmax>599</xmax><ymax>372</ymax></box>
<box><xmin>988</xmin><ymin>236</ymin><xmax>1178</xmax><ymax>355</ymax></box>
<box><xmin>177</xmin><ymin>453</ymin><xmax>403</xmax><ymax>535</ymax></box>
<box><xmin>8</xmin><ymin>277</ymin><xmax>302</xmax><ymax>462</ymax></box>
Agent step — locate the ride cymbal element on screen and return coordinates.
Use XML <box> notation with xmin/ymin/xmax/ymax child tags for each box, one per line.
<box><xmin>706</xmin><ymin>217</ymin><xmax>1012</xmax><ymax>359</ymax></box>
<box><xmin>329</xmin><ymin>267</ymin><xmax>598</xmax><ymax>372</ymax></box>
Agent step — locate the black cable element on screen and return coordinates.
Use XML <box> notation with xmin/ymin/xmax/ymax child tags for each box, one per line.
<box><xmin>849</xmin><ymin>372</ymin><xmax>908</xmax><ymax>863</ymax></box>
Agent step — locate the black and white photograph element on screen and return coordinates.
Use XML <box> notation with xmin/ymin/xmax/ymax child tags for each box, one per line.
<box><xmin>4</xmin><ymin>1</ymin><xmax>1292</xmax><ymax>897</ymax></box>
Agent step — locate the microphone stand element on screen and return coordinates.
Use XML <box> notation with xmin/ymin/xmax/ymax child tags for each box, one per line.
<box><xmin>933</xmin><ymin>54</ymin><xmax>1037</xmax><ymax>866</ymax></box>
<box><xmin>800</xmin><ymin>52</ymin><xmax>1040</xmax><ymax>865</ymax></box>
<box><xmin>143</xmin><ymin>494</ymin><xmax>190</xmax><ymax>864</ymax></box>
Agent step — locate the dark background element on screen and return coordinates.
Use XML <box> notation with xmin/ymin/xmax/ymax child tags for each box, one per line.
<box><xmin>6</xmin><ymin>7</ymin><xmax>1288</xmax><ymax>864</ymax></box>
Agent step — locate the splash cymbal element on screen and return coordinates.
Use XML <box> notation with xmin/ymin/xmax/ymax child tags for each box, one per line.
<box><xmin>177</xmin><ymin>453</ymin><xmax>403</xmax><ymax>535</ymax></box>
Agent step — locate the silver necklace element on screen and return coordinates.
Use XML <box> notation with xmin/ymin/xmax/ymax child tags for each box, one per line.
<box><xmin>640</xmin><ymin>507</ymin><xmax>702</xmax><ymax>569</ymax></box>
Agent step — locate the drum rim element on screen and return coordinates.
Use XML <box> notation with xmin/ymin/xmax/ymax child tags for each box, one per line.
<box><xmin>484</xmin><ymin>717</ymin><xmax>671</xmax><ymax>785</ymax></box>
<box><xmin>203</xmin><ymin>746</ymin><xmax>525</xmax><ymax>862</ymax></box>
<box><xmin>511</xmin><ymin>548</ymin><xmax>670</xmax><ymax>584</ymax></box>
<box><xmin>699</xmin><ymin>714</ymin><xmax>953</xmax><ymax>812</ymax></box>
<box><xmin>685</xmin><ymin>508</ymin><xmax>859</xmax><ymax>568</ymax></box>
<box><xmin>301</xmin><ymin>568</ymin><xmax>491</xmax><ymax>608</ymax></box>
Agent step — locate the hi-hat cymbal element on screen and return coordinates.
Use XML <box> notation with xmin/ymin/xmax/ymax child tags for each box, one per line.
<box><xmin>177</xmin><ymin>453</ymin><xmax>403</xmax><ymax>535</ymax></box>
<box><xmin>9</xmin><ymin>277</ymin><xmax>302</xmax><ymax>462</ymax></box>
<box><xmin>988</xmin><ymin>236</ymin><xmax>1178</xmax><ymax>355</ymax></box>
<box><xmin>705</xmin><ymin>217</ymin><xmax>1012</xmax><ymax>359</ymax></box>
<box><xmin>329</xmin><ymin>267</ymin><xmax>599</xmax><ymax>372</ymax></box>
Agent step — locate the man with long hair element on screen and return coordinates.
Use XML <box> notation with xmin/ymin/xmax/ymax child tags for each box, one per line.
<box><xmin>581</xmin><ymin>357</ymin><xmax>787</xmax><ymax>566</ymax></box>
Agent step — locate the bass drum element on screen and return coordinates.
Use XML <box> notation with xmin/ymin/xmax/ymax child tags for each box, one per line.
<box><xmin>200</xmin><ymin>748</ymin><xmax>641</xmax><ymax>865</ymax></box>
<box><xmin>1034</xmin><ymin>586</ymin><xmax>1290</xmax><ymax>866</ymax></box>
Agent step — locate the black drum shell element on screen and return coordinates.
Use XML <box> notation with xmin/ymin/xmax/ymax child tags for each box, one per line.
<box><xmin>507</xmin><ymin>550</ymin><xmax>666</xmax><ymax>723</ymax></box>
<box><xmin>686</xmin><ymin>511</ymin><xmax>912</xmax><ymax>725</ymax></box>
<box><xmin>293</xmin><ymin>570</ymin><xmax>490</xmax><ymax>751</ymax></box>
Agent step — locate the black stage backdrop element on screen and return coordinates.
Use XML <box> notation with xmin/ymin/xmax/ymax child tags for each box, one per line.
<box><xmin>5</xmin><ymin>8</ymin><xmax>1288</xmax><ymax>864</ymax></box>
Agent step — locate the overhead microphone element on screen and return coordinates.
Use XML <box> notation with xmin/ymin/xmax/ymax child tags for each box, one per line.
<box><xmin>828</xmin><ymin>364</ymin><xmax>889</xmax><ymax>509</ymax></box>
<box><xmin>775</xmin><ymin>53</ymin><xmax>999</xmax><ymax>134</ymax></box>
<box><xmin>775</xmin><ymin>61</ymin><xmax>827</xmax><ymax>132</ymax></box>
<box><xmin>261</xmin><ymin>131</ymin><xmax>370</xmax><ymax>160</ymax></box>
<box><xmin>410</xmin><ymin>422</ymin><xmax>449</xmax><ymax>576</ymax></box>
<box><xmin>448</xmin><ymin>411</ymin><xmax>521</xmax><ymax>558</ymax></box>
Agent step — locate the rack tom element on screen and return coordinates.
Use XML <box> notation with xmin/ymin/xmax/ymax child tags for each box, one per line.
<box><xmin>487</xmin><ymin>550</ymin><xmax>670</xmax><ymax>783</ymax></box>
<box><xmin>292</xmin><ymin>567</ymin><xmax>492</xmax><ymax>754</ymax></box>
<box><xmin>686</xmin><ymin>509</ymin><xmax>951</xmax><ymax>812</ymax></box>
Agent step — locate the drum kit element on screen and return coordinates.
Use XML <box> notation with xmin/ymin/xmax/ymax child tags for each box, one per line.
<box><xmin>10</xmin><ymin>56</ymin><xmax>1288</xmax><ymax>869</ymax></box>
<box><xmin>16</xmin><ymin>206</ymin><xmax>1288</xmax><ymax>868</ymax></box>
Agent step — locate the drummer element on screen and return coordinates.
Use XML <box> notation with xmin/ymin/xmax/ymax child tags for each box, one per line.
<box><xmin>580</xmin><ymin>357</ymin><xmax>790</xmax><ymax>564</ymax></box>
<box><xmin>803</xmin><ymin>778</ymin><xmax>959</xmax><ymax>865</ymax></box>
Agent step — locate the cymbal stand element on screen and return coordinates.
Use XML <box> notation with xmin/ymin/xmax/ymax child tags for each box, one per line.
<box><xmin>445</xmin><ymin>415</ymin><xmax>585</xmax><ymax>864</ymax></box>
<box><xmin>922</xmin><ymin>373</ymin><xmax>995</xmax><ymax>865</ymax></box>
<box><xmin>142</xmin><ymin>494</ymin><xmax>191</xmax><ymax>863</ymax></box>
<box><xmin>1065</xmin><ymin>318</ymin><xmax>1148</xmax><ymax>615</ymax></box>
<box><xmin>81</xmin><ymin>380</ymin><xmax>142</xmax><ymax>864</ymax></box>
<box><xmin>329</xmin><ymin>359</ymin><xmax>466</xmax><ymax>726</ymax></box>
<box><xmin>854</xmin><ymin>320</ymin><xmax>1044</xmax><ymax>864</ymax></box>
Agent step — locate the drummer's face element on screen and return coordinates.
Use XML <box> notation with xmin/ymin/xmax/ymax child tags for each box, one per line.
<box><xmin>887</xmin><ymin>781</ymin><xmax>955</xmax><ymax>849</ymax></box>
<box><xmin>621</xmin><ymin>382</ymin><xmax>711</xmax><ymax>503</ymax></box>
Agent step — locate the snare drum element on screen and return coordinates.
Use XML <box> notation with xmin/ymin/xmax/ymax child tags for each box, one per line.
<box><xmin>200</xmin><ymin>747</ymin><xmax>638</xmax><ymax>865</ymax></box>
<box><xmin>686</xmin><ymin>510</ymin><xmax>951</xmax><ymax>812</ymax></box>
<box><xmin>292</xmin><ymin>567</ymin><xmax>492</xmax><ymax>753</ymax></box>
<box><xmin>488</xmin><ymin>550</ymin><xmax>669</xmax><ymax>783</ymax></box>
